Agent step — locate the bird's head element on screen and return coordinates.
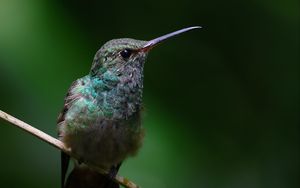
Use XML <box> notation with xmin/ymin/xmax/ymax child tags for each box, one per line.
<box><xmin>90</xmin><ymin>38</ymin><xmax>147</xmax><ymax>77</ymax></box>
<box><xmin>90</xmin><ymin>26</ymin><xmax>201</xmax><ymax>78</ymax></box>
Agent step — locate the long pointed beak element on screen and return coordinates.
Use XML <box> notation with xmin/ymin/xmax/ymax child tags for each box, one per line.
<box><xmin>141</xmin><ymin>26</ymin><xmax>201</xmax><ymax>51</ymax></box>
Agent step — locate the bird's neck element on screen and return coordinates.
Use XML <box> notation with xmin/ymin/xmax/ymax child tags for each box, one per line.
<box><xmin>90</xmin><ymin>65</ymin><xmax>144</xmax><ymax>120</ymax></box>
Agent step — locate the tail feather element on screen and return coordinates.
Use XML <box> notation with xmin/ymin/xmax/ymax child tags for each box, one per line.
<box><xmin>61</xmin><ymin>152</ymin><xmax>70</xmax><ymax>188</ymax></box>
<box><xmin>65</xmin><ymin>167</ymin><xmax>119</xmax><ymax>188</ymax></box>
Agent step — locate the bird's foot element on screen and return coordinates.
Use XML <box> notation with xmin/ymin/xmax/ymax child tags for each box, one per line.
<box><xmin>108</xmin><ymin>165</ymin><xmax>119</xmax><ymax>179</ymax></box>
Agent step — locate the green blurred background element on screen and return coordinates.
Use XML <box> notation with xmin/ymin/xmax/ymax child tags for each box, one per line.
<box><xmin>0</xmin><ymin>0</ymin><xmax>299</xmax><ymax>188</ymax></box>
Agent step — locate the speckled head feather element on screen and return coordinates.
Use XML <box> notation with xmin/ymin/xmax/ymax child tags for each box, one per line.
<box><xmin>100</xmin><ymin>38</ymin><xmax>147</xmax><ymax>52</ymax></box>
<box><xmin>90</xmin><ymin>38</ymin><xmax>148</xmax><ymax>77</ymax></box>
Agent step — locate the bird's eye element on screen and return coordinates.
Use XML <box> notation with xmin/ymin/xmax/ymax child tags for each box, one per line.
<box><xmin>120</xmin><ymin>49</ymin><xmax>132</xmax><ymax>59</ymax></box>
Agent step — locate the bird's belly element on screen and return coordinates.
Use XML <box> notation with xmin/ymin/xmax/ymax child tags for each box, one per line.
<box><xmin>62</xmin><ymin>117</ymin><xmax>144</xmax><ymax>169</ymax></box>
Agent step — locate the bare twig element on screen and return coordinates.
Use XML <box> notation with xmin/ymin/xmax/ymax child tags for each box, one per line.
<box><xmin>0</xmin><ymin>110</ymin><xmax>140</xmax><ymax>188</ymax></box>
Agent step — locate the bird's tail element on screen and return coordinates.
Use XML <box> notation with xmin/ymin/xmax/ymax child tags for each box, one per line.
<box><xmin>64</xmin><ymin>166</ymin><xmax>119</xmax><ymax>188</ymax></box>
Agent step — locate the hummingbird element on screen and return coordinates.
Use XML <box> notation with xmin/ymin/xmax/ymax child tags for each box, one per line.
<box><xmin>57</xmin><ymin>26</ymin><xmax>201</xmax><ymax>188</ymax></box>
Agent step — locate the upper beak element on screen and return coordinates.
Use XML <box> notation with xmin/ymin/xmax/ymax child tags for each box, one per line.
<box><xmin>141</xmin><ymin>26</ymin><xmax>201</xmax><ymax>52</ymax></box>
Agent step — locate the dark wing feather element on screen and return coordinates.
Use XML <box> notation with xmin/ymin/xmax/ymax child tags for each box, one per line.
<box><xmin>57</xmin><ymin>79</ymin><xmax>82</xmax><ymax>125</ymax></box>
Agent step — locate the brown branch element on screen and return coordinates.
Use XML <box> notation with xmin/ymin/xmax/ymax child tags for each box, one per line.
<box><xmin>0</xmin><ymin>110</ymin><xmax>140</xmax><ymax>188</ymax></box>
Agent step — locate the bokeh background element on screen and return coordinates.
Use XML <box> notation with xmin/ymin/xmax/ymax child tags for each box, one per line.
<box><xmin>0</xmin><ymin>0</ymin><xmax>299</xmax><ymax>188</ymax></box>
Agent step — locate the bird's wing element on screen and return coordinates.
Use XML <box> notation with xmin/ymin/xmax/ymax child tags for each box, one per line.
<box><xmin>57</xmin><ymin>79</ymin><xmax>83</xmax><ymax>188</ymax></box>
